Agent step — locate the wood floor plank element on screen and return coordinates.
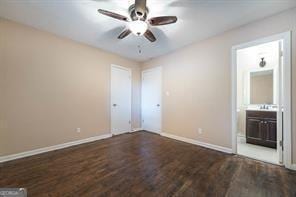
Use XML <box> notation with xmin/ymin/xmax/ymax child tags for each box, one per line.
<box><xmin>0</xmin><ymin>131</ymin><xmax>295</xmax><ymax>196</ymax></box>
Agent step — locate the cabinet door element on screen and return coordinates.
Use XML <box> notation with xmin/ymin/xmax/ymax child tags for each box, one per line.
<box><xmin>265</xmin><ymin>120</ymin><xmax>277</xmax><ymax>148</ymax></box>
<box><xmin>246</xmin><ymin>118</ymin><xmax>264</xmax><ymax>141</ymax></box>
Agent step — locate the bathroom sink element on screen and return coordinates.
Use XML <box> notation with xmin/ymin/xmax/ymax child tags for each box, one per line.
<box><xmin>246</xmin><ymin>106</ymin><xmax>278</xmax><ymax>112</ymax></box>
<box><xmin>247</xmin><ymin>108</ymin><xmax>278</xmax><ymax>112</ymax></box>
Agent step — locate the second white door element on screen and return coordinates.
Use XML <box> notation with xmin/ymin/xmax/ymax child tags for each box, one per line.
<box><xmin>111</xmin><ymin>65</ymin><xmax>131</xmax><ymax>135</ymax></box>
<box><xmin>141</xmin><ymin>67</ymin><xmax>162</xmax><ymax>133</ymax></box>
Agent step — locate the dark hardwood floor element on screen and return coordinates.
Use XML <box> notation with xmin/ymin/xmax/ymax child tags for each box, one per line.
<box><xmin>0</xmin><ymin>131</ymin><xmax>296</xmax><ymax>196</ymax></box>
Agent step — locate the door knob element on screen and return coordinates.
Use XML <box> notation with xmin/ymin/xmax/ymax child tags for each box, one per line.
<box><xmin>113</xmin><ymin>104</ymin><xmax>117</xmax><ymax>107</ymax></box>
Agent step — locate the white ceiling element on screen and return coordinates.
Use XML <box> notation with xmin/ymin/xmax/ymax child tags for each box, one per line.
<box><xmin>0</xmin><ymin>0</ymin><xmax>295</xmax><ymax>62</ymax></box>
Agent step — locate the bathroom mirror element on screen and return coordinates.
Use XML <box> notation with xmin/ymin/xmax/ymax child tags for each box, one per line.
<box><xmin>249</xmin><ymin>69</ymin><xmax>274</xmax><ymax>105</ymax></box>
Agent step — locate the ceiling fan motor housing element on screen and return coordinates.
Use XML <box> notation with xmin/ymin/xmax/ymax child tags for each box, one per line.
<box><xmin>129</xmin><ymin>2</ymin><xmax>149</xmax><ymax>21</ymax></box>
<box><xmin>129</xmin><ymin>5</ymin><xmax>148</xmax><ymax>21</ymax></box>
<box><xmin>134</xmin><ymin>0</ymin><xmax>147</xmax><ymax>17</ymax></box>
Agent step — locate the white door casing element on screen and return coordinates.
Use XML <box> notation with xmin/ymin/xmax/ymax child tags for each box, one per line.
<box><xmin>231</xmin><ymin>32</ymin><xmax>292</xmax><ymax>169</ymax></box>
<box><xmin>277</xmin><ymin>40</ymin><xmax>283</xmax><ymax>164</ymax></box>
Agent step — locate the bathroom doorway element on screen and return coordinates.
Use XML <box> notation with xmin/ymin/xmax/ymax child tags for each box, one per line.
<box><xmin>231</xmin><ymin>32</ymin><xmax>292</xmax><ymax>168</ymax></box>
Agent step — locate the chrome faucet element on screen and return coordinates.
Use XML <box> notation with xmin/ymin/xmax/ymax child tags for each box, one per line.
<box><xmin>260</xmin><ymin>104</ymin><xmax>269</xmax><ymax>110</ymax></box>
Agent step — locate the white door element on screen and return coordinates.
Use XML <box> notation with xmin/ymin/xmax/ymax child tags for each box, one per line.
<box><xmin>111</xmin><ymin>65</ymin><xmax>131</xmax><ymax>135</ymax></box>
<box><xmin>141</xmin><ymin>67</ymin><xmax>162</xmax><ymax>133</ymax></box>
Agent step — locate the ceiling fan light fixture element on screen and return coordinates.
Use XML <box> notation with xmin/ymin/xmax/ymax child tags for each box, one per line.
<box><xmin>128</xmin><ymin>20</ymin><xmax>148</xmax><ymax>36</ymax></box>
<box><xmin>98</xmin><ymin>0</ymin><xmax>178</xmax><ymax>42</ymax></box>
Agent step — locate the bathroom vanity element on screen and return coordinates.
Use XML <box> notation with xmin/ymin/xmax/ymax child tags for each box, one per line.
<box><xmin>246</xmin><ymin>109</ymin><xmax>277</xmax><ymax>148</ymax></box>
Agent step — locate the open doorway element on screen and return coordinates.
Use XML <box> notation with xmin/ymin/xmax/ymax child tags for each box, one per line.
<box><xmin>231</xmin><ymin>32</ymin><xmax>292</xmax><ymax>167</ymax></box>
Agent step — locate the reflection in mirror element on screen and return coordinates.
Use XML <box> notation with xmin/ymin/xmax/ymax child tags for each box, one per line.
<box><xmin>250</xmin><ymin>70</ymin><xmax>273</xmax><ymax>104</ymax></box>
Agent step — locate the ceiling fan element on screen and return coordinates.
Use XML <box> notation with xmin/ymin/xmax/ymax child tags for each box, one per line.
<box><xmin>98</xmin><ymin>0</ymin><xmax>177</xmax><ymax>42</ymax></box>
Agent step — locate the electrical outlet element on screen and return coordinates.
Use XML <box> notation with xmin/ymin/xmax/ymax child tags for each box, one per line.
<box><xmin>198</xmin><ymin>128</ymin><xmax>203</xmax><ymax>134</ymax></box>
<box><xmin>76</xmin><ymin>128</ymin><xmax>81</xmax><ymax>133</ymax></box>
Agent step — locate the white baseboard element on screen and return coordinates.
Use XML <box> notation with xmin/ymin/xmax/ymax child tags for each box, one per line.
<box><xmin>0</xmin><ymin>133</ymin><xmax>112</xmax><ymax>163</ymax></box>
<box><xmin>288</xmin><ymin>164</ymin><xmax>296</xmax><ymax>171</ymax></box>
<box><xmin>237</xmin><ymin>133</ymin><xmax>246</xmax><ymax>138</ymax></box>
<box><xmin>131</xmin><ymin>128</ymin><xmax>143</xmax><ymax>132</ymax></box>
<box><xmin>237</xmin><ymin>135</ymin><xmax>246</xmax><ymax>143</ymax></box>
<box><xmin>160</xmin><ymin>132</ymin><xmax>232</xmax><ymax>154</ymax></box>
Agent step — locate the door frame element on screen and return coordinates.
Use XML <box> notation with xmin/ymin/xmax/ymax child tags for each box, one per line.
<box><xmin>141</xmin><ymin>66</ymin><xmax>162</xmax><ymax>133</ymax></box>
<box><xmin>231</xmin><ymin>32</ymin><xmax>292</xmax><ymax>169</ymax></box>
<box><xmin>110</xmin><ymin>64</ymin><xmax>132</xmax><ymax>135</ymax></box>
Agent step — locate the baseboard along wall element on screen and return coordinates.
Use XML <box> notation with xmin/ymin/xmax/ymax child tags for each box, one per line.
<box><xmin>0</xmin><ymin>133</ymin><xmax>112</xmax><ymax>163</ymax></box>
<box><xmin>160</xmin><ymin>132</ymin><xmax>233</xmax><ymax>154</ymax></box>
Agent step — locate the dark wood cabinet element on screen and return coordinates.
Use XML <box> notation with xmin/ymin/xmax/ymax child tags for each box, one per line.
<box><xmin>246</xmin><ymin>110</ymin><xmax>277</xmax><ymax>148</ymax></box>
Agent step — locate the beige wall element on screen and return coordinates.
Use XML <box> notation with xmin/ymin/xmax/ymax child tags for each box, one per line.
<box><xmin>142</xmin><ymin>8</ymin><xmax>296</xmax><ymax>163</ymax></box>
<box><xmin>0</xmin><ymin>18</ymin><xmax>141</xmax><ymax>156</ymax></box>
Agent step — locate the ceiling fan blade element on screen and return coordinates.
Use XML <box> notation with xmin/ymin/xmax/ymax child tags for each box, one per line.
<box><xmin>144</xmin><ymin>29</ymin><xmax>156</xmax><ymax>42</ymax></box>
<box><xmin>148</xmin><ymin>16</ymin><xmax>177</xmax><ymax>26</ymax></box>
<box><xmin>98</xmin><ymin>9</ymin><xmax>129</xmax><ymax>22</ymax></box>
<box><xmin>135</xmin><ymin>0</ymin><xmax>147</xmax><ymax>18</ymax></box>
<box><xmin>118</xmin><ymin>29</ymin><xmax>131</xmax><ymax>39</ymax></box>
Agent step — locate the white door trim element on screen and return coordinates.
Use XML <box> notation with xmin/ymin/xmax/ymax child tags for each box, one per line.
<box><xmin>231</xmin><ymin>32</ymin><xmax>292</xmax><ymax>169</ymax></box>
<box><xmin>110</xmin><ymin>64</ymin><xmax>132</xmax><ymax>135</ymax></box>
<box><xmin>141</xmin><ymin>66</ymin><xmax>162</xmax><ymax>133</ymax></box>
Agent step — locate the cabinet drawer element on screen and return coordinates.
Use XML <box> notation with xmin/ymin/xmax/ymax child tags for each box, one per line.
<box><xmin>246</xmin><ymin>110</ymin><xmax>276</xmax><ymax>119</ymax></box>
